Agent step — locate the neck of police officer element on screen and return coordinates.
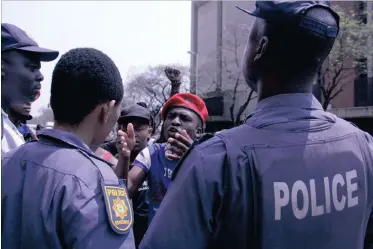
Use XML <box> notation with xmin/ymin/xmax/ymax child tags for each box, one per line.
<box><xmin>257</xmin><ymin>72</ymin><xmax>315</xmax><ymax>102</ymax></box>
<box><xmin>54</xmin><ymin>119</ymin><xmax>97</xmax><ymax>148</ymax></box>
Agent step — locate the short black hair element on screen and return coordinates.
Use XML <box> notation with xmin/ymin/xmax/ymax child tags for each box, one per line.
<box><xmin>51</xmin><ymin>48</ymin><xmax>123</xmax><ymax>125</ymax></box>
<box><xmin>259</xmin><ymin>7</ymin><xmax>337</xmax><ymax>76</ymax></box>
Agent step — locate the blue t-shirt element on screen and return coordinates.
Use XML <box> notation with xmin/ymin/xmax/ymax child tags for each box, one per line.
<box><xmin>132</xmin><ymin>143</ymin><xmax>178</xmax><ymax>224</ymax></box>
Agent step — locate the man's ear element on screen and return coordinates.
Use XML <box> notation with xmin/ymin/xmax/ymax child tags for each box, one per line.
<box><xmin>196</xmin><ymin>126</ymin><xmax>203</xmax><ymax>138</ymax></box>
<box><xmin>254</xmin><ymin>36</ymin><xmax>269</xmax><ymax>62</ymax></box>
<box><xmin>99</xmin><ymin>100</ymin><xmax>116</xmax><ymax>124</ymax></box>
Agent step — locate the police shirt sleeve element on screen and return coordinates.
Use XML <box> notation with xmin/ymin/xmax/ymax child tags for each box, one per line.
<box><xmin>57</xmin><ymin>175</ymin><xmax>134</xmax><ymax>249</ymax></box>
<box><xmin>132</xmin><ymin>147</ymin><xmax>151</xmax><ymax>172</ymax></box>
<box><xmin>139</xmin><ymin>140</ymin><xmax>226</xmax><ymax>249</ymax></box>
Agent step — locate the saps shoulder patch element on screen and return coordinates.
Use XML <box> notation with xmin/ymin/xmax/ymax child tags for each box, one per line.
<box><xmin>102</xmin><ymin>185</ymin><xmax>133</xmax><ymax>234</ymax></box>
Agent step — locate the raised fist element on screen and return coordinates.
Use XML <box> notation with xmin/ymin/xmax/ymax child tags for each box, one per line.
<box><xmin>165</xmin><ymin>67</ymin><xmax>181</xmax><ymax>83</ymax></box>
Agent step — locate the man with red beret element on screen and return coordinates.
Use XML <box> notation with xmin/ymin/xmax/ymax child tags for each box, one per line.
<box><xmin>121</xmin><ymin>93</ymin><xmax>208</xmax><ymax>228</ymax></box>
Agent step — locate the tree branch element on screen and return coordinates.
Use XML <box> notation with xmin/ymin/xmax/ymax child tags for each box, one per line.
<box><xmin>229</xmin><ymin>78</ymin><xmax>240</xmax><ymax>123</ymax></box>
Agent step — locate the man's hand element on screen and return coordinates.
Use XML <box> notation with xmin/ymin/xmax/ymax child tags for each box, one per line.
<box><xmin>165</xmin><ymin>67</ymin><xmax>181</xmax><ymax>83</ymax></box>
<box><xmin>165</xmin><ymin>130</ymin><xmax>193</xmax><ymax>160</ymax></box>
<box><xmin>116</xmin><ymin>123</ymin><xmax>136</xmax><ymax>159</ymax></box>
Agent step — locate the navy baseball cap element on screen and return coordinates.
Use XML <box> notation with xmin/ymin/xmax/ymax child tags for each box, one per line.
<box><xmin>236</xmin><ymin>1</ymin><xmax>340</xmax><ymax>38</ymax></box>
<box><xmin>1</xmin><ymin>23</ymin><xmax>59</xmax><ymax>61</ymax></box>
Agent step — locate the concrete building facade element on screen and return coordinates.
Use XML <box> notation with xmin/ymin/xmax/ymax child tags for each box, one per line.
<box><xmin>190</xmin><ymin>1</ymin><xmax>373</xmax><ymax>131</ymax></box>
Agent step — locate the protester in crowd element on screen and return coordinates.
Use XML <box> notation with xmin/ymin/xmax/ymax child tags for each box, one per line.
<box><xmin>156</xmin><ymin>67</ymin><xmax>183</xmax><ymax>144</ymax></box>
<box><xmin>118</xmin><ymin>104</ymin><xmax>153</xmax><ymax>167</ymax></box>
<box><xmin>2</xmin><ymin>48</ymin><xmax>135</xmax><ymax>249</ymax></box>
<box><xmin>117</xmin><ymin>103</ymin><xmax>153</xmax><ymax>248</ymax></box>
<box><xmin>1</xmin><ymin>23</ymin><xmax>58</xmax><ymax>154</ymax></box>
<box><xmin>119</xmin><ymin>93</ymin><xmax>208</xmax><ymax>226</ymax></box>
<box><xmin>140</xmin><ymin>1</ymin><xmax>373</xmax><ymax>249</ymax></box>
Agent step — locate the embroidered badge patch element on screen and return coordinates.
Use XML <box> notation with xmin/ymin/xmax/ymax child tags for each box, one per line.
<box><xmin>102</xmin><ymin>185</ymin><xmax>133</xmax><ymax>234</ymax></box>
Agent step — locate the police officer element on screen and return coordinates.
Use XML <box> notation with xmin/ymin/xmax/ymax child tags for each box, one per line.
<box><xmin>1</xmin><ymin>23</ymin><xmax>58</xmax><ymax>154</ymax></box>
<box><xmin>2</xmin><ymin>48</ymin><xmax>135</xmax><ymax>249</ymax></box>
<box><xmin>140</xmin><ymin>2</ymin><xmax>373</xmax><ymax>249</ymax></box>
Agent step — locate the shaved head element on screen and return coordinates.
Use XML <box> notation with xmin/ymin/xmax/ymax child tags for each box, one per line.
<box><xmin>242</xmin><ymin>6</ymin><xmax>338</xmax><ymax>96</ymax></box>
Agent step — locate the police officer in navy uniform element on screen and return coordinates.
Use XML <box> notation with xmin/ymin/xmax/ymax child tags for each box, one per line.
<box><xmin>2</xmin><ymin>48</ymin><xmax>135</xmax><ymax>249</ymax></box>
<box><xmin>140</xmin><ymin>2</ymin><xmax>373</xmax><ymax>249</ymax></box>
<box><xmin>1</xmin><ymin>23</ymin><xmax>59</xmax><ymax>154</ymax></box>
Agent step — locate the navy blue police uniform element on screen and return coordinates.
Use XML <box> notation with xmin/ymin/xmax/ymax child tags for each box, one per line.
<box><xmin>2</xmin><ymin>129</ymin><xmax>136</xmax><ymax>249</ymax></box>
<box><xmin>140</xmin><ymin>93</ymin><xmax>373</xmax><ymax>249</ymax></box>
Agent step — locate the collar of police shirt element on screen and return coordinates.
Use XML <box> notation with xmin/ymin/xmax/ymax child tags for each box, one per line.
<box><xmin>1</xmin><ymin>108</ymin><xmax>25</xmax><ymax>155</ymax></box>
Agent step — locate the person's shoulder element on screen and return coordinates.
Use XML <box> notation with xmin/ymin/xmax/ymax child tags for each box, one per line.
<box><xmin>146</xmin><ymin>142</ymin><xmax>167</xmax><ymax>156</ymax></box>
<box><xmin>334</xmin><ymin>116</ymin><xmax>360</xmax><ymax>130</ymax></box>
<box><xmin>2</xmin><ymin>145</ymin><xmax>22</xmax><ymax>164</ymax></box>
<box><xmin>172</xmin><ymin>134</ymin><xmax>226</xmax><ymax>181</ymax></box>
<box><xmin>178</xmin><ymin>133</ymin><xmax>227</xmax><ymax>168</ymax></box>
<box><xmin>195</xmin><ymin>126</ymin><xmax>247</xmax><ymax>151</ymax></box>
<box><xmin>334</xmin><ymin>116</ymin><xmax>372</xmax><ymax>138</ymax></box>
<box><xmin>148</xmin><ymin>142</ymin><xmax>164</xmax><ymax>150</ymax></box>
<box><xmin>193</xmin><ymin>133</ymin><xmax>226</xmax><ymax>153</ymax></box>
<box><xmin>14</xmin><ymin>141</ymin><xmax>116</xmax><ymax>188</ymax></box>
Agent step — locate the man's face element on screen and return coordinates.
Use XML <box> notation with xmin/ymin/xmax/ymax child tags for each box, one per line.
<box><xmin>163</xmin><ymin>107</ymin><xmax>201</xmax><ymax>141</ymax></box>
<box><xmin>1</xmin><ymin>50</ymin><xmax>43</xmax><ymax>116</ymax></box>
<box><xmin>118</xmin><ymin>117</ymin><xmax>151</xmax><ymax>155</ymax></box>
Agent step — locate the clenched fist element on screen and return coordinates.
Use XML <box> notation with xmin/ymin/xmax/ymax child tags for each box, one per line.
<box><xmin>165</xmin><ymin>67</ymin><xmax>181</xmax><ymax>83</ymax></box>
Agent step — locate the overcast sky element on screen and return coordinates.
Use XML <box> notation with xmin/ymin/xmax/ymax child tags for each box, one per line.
<box><xmin>2</xmin><ymin>1</ymin><xmax>191</xmax><ymax>116</ymax></box>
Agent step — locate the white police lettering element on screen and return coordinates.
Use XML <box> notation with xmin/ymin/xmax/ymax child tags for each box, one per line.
<box><xmin>346</xmin><ymin>170</ymin><xmax>358</xmax><ymax>207</ymax></box>
<box><xmin>332</xmin><ymin>174</ymin><xmax>346</xmax><ymax>211</ymax></box>
<box><xmin>292</xmin><ymin>180</ymin><xmax>309</xmax><ymax>219</ymax></box>
<box><xmin>310</xmin><ymin>179</ymin><xmax>324</xmax><ymax>216</ymax></box>
<box><xmin>274</xmin><ymin>170</ymin><xmax>359</xmax><ymax>220</ymax></box>
<box><xmin>163</xmin><ymin>167</ymin><xmax>173</xmax><ymax>179</ymax></box>
<box><xmin>324</xmin><ymin>177</ymin><xmax>331</xmax><ymax>213</ymax></box>
<box><xmin>274</xmin><ymin>182</ymin><xmax>289</xmax><ymax>220</ymax></box>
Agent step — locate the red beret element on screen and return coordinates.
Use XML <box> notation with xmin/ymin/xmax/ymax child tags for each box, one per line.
<box><xmin>161</xmin><ymin>93</ymin><xmax>209</xmax><ymax>123</ymax></box>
